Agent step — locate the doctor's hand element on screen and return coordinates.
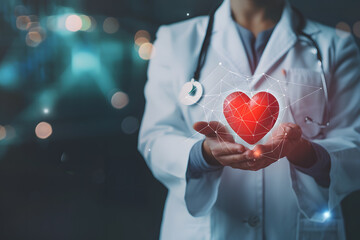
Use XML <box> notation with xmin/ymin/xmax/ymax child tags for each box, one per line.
<box><xmin>251</xmin><ymin>123</ymin><xmax>317</xmax><ymax>169</ymax></box>
<box><xmin>193</xmin><ymin>121</ymin><xmax>261</xmax><ymax>170</ymax></box>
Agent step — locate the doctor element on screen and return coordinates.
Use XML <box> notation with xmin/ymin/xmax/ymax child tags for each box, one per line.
<box><xmin>138</xmin><ymin>0</ymin><xmax>360</xmax><ymax>239</ymax></box>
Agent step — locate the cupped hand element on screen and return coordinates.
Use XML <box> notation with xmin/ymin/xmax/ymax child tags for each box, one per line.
<box><xmin>193</xmin><ymin>121</ymin><xmax>263</xmax><ymax>171</ymax></box>
<box><xmin>250</xmin><ymin>122</ymin><xmax>316</xmax><ymax>168</ymax></box>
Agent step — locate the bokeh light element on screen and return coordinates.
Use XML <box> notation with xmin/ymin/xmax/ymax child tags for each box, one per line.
<box><xmin>43</xmin><ymin>108</ymin><xmax>49</xmax><ymax>114</ymax></box>
<box><xmin>25</xmin><ymin>15</ymin><xmax>39</xmax><ymax>30</ymax></box>
<box><xmin>26</xmin><ymin>31</ymin><xmax>42</xmax><ymax>47</ymax></box>
<box><xmin>80</xmin><ymin>15</ymin><xmax>92</xmax><ymax>31</ymax></box>
<box><xmin>111</xmin><ymin>91</ymin><xmax>129</xmax><ymax>109</ymax></box>
<box><xmin>138</xmin><ymin>43</ymin><xmax>155</xmax><ymax>60</ymax></box>
<box><xmin>353</xmin><ymin>21</ymin><xmax>360</xmax><ymax>38</ymax></box>
<box><xmin>335</xmin><ymin>21</ymin><xmax>351</xmax><ymax>38</ymax></box>
<box><xmin>135</xmin><ymin>30</ymin><xmax>150</xmax><ymax>41</ymax></box>
<box><xmin>134</xmin><ymin>30</ymin><xmax>150</xmax><ymax>46</ymax></box>
<box><xmin>26</xmin><ymin>26</ymin><xmax>46</xmax><ymax>47</ymax></box>
<box><xmin>121</xmin><ymin>116</ymin><xmax>139</xmax><ymax>134</ymax></box>
<box><xmin>65</xmin><ymin>14</ymin><xmax>82</xmax><ymax>32</ymax></box>
<box><xmin>29</xmin><ymin>31</ymin><xmax>42</xmax><ymax>42</ymax></box>
<box><xmin>26</xmin><ymin>22</ymin><xmax>40</xmax><ymax>31</ymax></box>
<box><xmin>87</xmin><ymin>16</ymin><xmax>97</xmax><ymax>32</ymax></box>
<box><xmin>35</xmin><ymin>122</ymin><xmax>53</xmax><ymax>139</ymax></box>
<box><xmin>16</xmin><ymin>16</ymin><xmax>30</xmax><ymax>30</ymax></box>
<box><xmin>103</xmin><ymin>17</ymin><xmax>119</xmax><ymax>34</ymax></box>
<box><xmin>0</xmin><ymin>125</ymin><xmax>6</xmax><ymax>141</ymax></box>
<box><xmin>135</xmin><ymin>37</ymin><xmax>149</xmax><ymax>47</ymax></box>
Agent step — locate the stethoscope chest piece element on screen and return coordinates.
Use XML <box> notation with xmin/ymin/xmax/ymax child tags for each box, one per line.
<box><xmin>178</xmin><ymin>78</ymin><xmax>203</xmax><ymax>105</ymax></box>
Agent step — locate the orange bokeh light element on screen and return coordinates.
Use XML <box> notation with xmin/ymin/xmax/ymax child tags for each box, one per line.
<box><xmin>134</xmin><ymin>30</ymin><xmax>150</xmax><ymax>43</ymax></box>
<box><xmin>35</xmin><ymin>122</ymin><xmax>53</xmax><ymax>139</ymax></box>
<box><xmin>138</xmin><ymin>43</ymin><xmax>155</xmax><ymax>60</ymax></box>
<box><xmin>16</xmin><ymin>16</ymin><xmax>30</xmax><ymax>30</ymax></box>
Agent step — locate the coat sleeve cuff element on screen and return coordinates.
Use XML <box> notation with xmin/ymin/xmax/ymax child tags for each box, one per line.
<box><xmin>291</xmin><ymin>142</ymin><xmax>331</xmax><ymax>188</ymax></box>
<box><xmin>187</xmin><ymin>139</ymin><xmax>223</xmax><ymax>179</ymax></box>
<box><xmin>185</xmin><ymin>140</ymin><xmax>223</xmax><ymax>217</ymax></box>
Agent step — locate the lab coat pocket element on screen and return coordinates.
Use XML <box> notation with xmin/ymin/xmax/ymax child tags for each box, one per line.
<box><xmin>285</xmin><ymin>68</ymin><xmax>326</xmax><ymax>139</ymax></box>
<box><xmin>296</xmin><ymin>213</ymin><xmax>345</xmax><ymax>240</ymax></box>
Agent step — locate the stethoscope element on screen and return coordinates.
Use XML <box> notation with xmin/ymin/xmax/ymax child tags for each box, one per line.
<box><xmin>178</xmin><ymin>4</ymin><xmax>330</xmax><ymax>129</ymax></box>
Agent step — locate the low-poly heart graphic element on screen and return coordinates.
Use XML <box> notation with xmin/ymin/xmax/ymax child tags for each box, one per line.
<box><xmin>223</xmin><ymin>91</ymin><xmax>279</xmax><ymax>145</ymax></box>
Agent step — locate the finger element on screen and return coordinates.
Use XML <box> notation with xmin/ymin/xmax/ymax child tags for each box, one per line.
<box><xmin>250</xmin><ymin>145</ymin><xmax>275</xmax><ymax>168</ymax></box>
<box><xmin>252</xmin><ymin>145</ymin><xmax>266</xmax><ymax>159</ymax></box>
<box><xmin>244</xmin><ymin>149</ymin><xmax>256</xmax><ymax>160</ymax></box>
<box><xmin>278</xmin><ymin>123</ymin><xmax>302</xmax><ymax>140</ymax></box>
<box><xmin>286</xmin><ymin>125</ymin><xmax>302</xmax><ymax>140</ymax></box>
<box><xmin>217</xmin><ymin>152</ymin><xmax>250</xmax><ymax>165</ymax></box>
<box><xmin>193</xmin><ymin>121</ymin><xmax>215</xmax><ymax>136</ymax></box>
<box><xmin>237</xmin><ymin>155</ymin><xmax>278</xmax><ymax>170</ymax></box>
<box><xmin>254</xmin><ymin>159</ymin><xmax>274</xmax><ymax>169</ymax></box>
<box><xmin>252</xmin><ymin>144</ymin><xmax>280</xmax><ymax>159</ymax></box>
<box><xmin>193</xmin><ymin>121</ymin><xmax>234</xmax><ymax>142</ymax></box>
<box><xmin>253</xmin><ymin>144</ymin><xmax>281</xmax><ymax>162</ymax></box>
<box><xmin>211</xmin><ymin>142</ymin><xmax>246</xmax><ymax>157</ymax></box>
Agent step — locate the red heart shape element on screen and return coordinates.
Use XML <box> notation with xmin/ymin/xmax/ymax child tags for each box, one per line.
<box><xmin>223</xmin><ymin>92</ymin><xmax>279</xmax><ymax>145</ymax></box>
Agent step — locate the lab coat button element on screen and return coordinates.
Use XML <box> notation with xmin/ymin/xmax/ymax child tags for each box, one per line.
<box><xmin>247</xmin><ymin>216</ymin><xmax>260</xmax><ymax>227</ymax></box>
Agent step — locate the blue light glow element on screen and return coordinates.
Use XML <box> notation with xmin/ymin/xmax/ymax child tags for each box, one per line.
<box><xmin>323</xmin><ymin>211</ymin><xmax>331</xmax><ymax>220</ymax></box>
<box><xmin>0</xmin><ymin>63</ymin><xmax>18</xmax><ymax>88</ymax></box>
<box><xmin>72</xmin><ymin>51</ymin><xmax>100</xmax><ymax>74</ymax></box>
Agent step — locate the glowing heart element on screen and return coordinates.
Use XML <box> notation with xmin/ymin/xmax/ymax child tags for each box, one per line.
<box><xmin>223</xmin><ymin>92</ymin><xmax>279</xmax><ymax>145</ymax></box>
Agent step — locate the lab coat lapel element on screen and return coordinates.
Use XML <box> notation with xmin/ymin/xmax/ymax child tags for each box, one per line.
<box><xmin>250</xmin><ymin>3</ymin><xmax>297</xmax><ymax>89</ymax></box>
<box><xmin>211</xmin><ymin>0</ymin><xmax>252</xmax><ymax>76</ymax></box>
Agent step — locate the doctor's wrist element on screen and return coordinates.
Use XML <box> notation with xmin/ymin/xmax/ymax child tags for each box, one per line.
<box><xmin>202</xmin><ymin>140</ymin><xmax>222</xmax><ymax>166</ymax></box>
<box><xmin>286</xmin><ymin>138</ymin><xmax>317</xmax><ymax>168</ymax></box>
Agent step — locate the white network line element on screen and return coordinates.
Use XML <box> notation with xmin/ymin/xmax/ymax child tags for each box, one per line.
<box><xmin>185</xmin><ymin>64</ymin><xmax>324</xmax><ymax>162</ymax></box>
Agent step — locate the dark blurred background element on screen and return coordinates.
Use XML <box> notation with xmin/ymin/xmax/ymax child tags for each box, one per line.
<box><xmin>0</xmin><ymin>0</ymin><xmax>359</xmax><ymax>239</ymax></box>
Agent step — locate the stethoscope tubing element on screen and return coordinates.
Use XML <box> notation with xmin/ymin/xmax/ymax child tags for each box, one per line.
<box><xmin>190</xmin><ymin>2</ymin><xmax>330</xmax><ymax>130</ymax></box>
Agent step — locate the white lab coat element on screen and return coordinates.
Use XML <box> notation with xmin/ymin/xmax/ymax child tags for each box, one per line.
<box><xmin>138</xmin><ymin>0</ymin><xmax>360</xmax><ymax>239</ymax></box>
